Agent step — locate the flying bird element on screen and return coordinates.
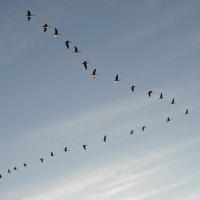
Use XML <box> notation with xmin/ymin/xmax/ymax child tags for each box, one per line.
<box><xmin>52</xmin><ymin>28</ymin><xmax>60</xmax><ymax>37</ymax></box>
<box><xmin>0</xmin><ymin>174</ymin><xmax>2</xmax><ymax>179</ymax></box>
<box><xmin>73</xmin><ymin>46</ymin><xmax>81</xmax><ymax>54</ymax></box>
<box><xmin>171</xmin><ymin>98</ymin><xmax>175</xmax><ymax>104</ymax></box>
<box><xmin>23</xmin><ymin>163</ymin><xmax>27</xmax><ymax>168</ymax></box>
<box><xmin>82</xmin><ymin>145</ymin><xmax>87</xmax><ymax>151</ymax></box>
<box><xmin>82</xmin><ymin>60</ymin><xmax>89</xmax><ymax>70</ymax></box>
<box><xmin>42</xmin><ymin>24</ymin><xmax>50</xmax><ymax>32</ymax></box>
<box><xmin>40</xmin><ymin>158</ymin><xmax>44</xmax><ymax>163</ymax></box>
<box><xmin>185</xmin><ymin>109</ymin><xmax>189</xmax><ymax>115</ymax></box>
<box><xmin>159</xmin><ymin>93</ymin><xmax>163</xmax><ymax>99</ymax></box>
<box><xmin>166</xmin><ymin>117</ymin><xmax>171</xmax><ymax>122</ymax></box>
<box><xmin>103</xmin><ymin>135</ymin><xmax>107</xmax><ymax>142</ymax></box>
<box><xmin>7</xmin><ymin>169</ymin><xmax>11</xmax><ymax>174</ymax></box>
<box><xmin>142</xmin><ymin>126</ymin><xmax>146</xmax><ymax>131</ymax></box>
<box><xmin>64</xmin><ymin>146</ymin><xmax>69</xmax><ymax>152</ymax></box>
<box><xmin>65</xmin><ymin>41</ymin><xmax>71</xmax><ymax>49</ymax></box>
<box><xmin>148</xmin><ymin>91</ymin><xmax>153</xmax><ymax>98</ymax></box>
<box><xmin>26</xmin><ymin>10</ymin><xmax>34</xmax><ymax>21</ymax></box>
<box><xmin>13</xmin><ymin>167</ymin><xmax>17</xmax><ymax>171</ymax></box>
<box><xmin>114</xmin><ymin>74</ymin><xmax>120</xmax><ymax>83</ymax></box>
<box><xmin>130</xmin><ymin>84</ymin><xmax>136</xmax><ymax>92</ymax></box>
<box><xmin>130</xmin><ymin>130</ymin><xmax>134</xmax><ymax>135</ymax></box>
<box><xmin>50</xmin><ymin>152</ymin><xmax>55</xmax><ymax>157</ymax></box>
<box><xmin>90</xmin><ymin>69</ymin><xmax>98</xmax><ymax>79</ymax></box>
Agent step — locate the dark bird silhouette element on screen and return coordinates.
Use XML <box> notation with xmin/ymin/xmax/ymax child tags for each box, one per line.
<box><xmin>7</xmin><ymin>169</ymin><xmax>11</xmax><ymax>174</ymax></box>
<box><xmin>40</xmin><ymin>158</ymin><xmax>44</xmax><ymax>163</ymax></box>
<box><xmin>171</xmin><ymin>98</ymin><xmax>175</xmax><ymax>104</ymax></box>
<box><xmin>65</xmin><ymin>41</ymin><xmax>71</xmax><ymax>49</ymax></box>
<box><xmin>82</xmin><ymin>60</ymin><xmax>89</xmax><ymax>70</ymax></box>
<box><xmin>159</xmin><ymin>93</ymin><xmax>163</xmax><ymax>99</ymax></box>
<box><xmin>90</xmin><ymin>69</ymin><xmax>98</xmax><ymax>79</ymax></box>
<box><xmin>82</xmin><ymin>145</ymin><xmax>87</xmax><ymax>151</ymax></box>
<box><xmin>166</xmin><ymin>117</ymin><xmax>171</xmax><ymax>122</ymax></box>
<box><xmin>185</xmin><ymin>109</ymin><xmax>189</xmax><ymax>115</ymax></box>
<box><xmin>42</xmin><ymin>24</ymin><xmax>50</xmax><ymax>32</ymax></box>
<box><xmin>23</xmin><ymin>163</ymin><xmax>27</xmax><ymax>168</ymax></box>
<box><xmin>73</xmin><ymin>46</ymin><xmax>81</xmax><ymax>54</ymax></box>
<box><xmin>142</xmin><ymin>126</ymin><xmax>146</xmax><ymax>131</ymax></box>
<box><xmin>0</xmin><ymin>174</ymin><xmax>2</xmax><ymax>179</ymax></box>
<box><xmin>130</xmin><ymin>130</ymin><xmax>134</xmax><ymax>135</ymax></box>
<box><xmin>130</xmin><ymin>84</ymin><xmax>136</xmax><ymax>92</ymax></box>
<box><xmin>114</xmin><ymin>74</ymin><xmax>120</xmax><ymax>83</ymax></box>
<box><xmin>50</xmin><ymin>152</ymin><xmax>55</xmax><ymax>157</ymax></box>
<box><xmin>103</xmin><ymin>135</ymin><xmax>107</xmax><ymax>142</ymax></box>
<box><xmin>64</xmin><ymin>146</ymin><xmax>69</xmax><ymax>152</ymax></box>
<box><xmin>13</xmin><ymin>167</ymin><xmax>17</xmax><ymax>171</ymax></box>
<box><xmin>26</xmin><ymin>10</ymin><xmax>34</xmax><ymax>21</ymax></box>
<box><xmin>148</xmin><ymin>91</ymin><xmax>153</xmax><ymax>98</ymax></box>
<box><xmin>52</xmin><ymin>28</ymin><xmax>60</xmax><ymax>37</ymax></box>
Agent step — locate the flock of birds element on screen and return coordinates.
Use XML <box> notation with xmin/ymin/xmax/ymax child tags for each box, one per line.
<box><xmin>0</xmin><ymin>11</ymin><xmax>190</xmax><ymax>180</ymax></box>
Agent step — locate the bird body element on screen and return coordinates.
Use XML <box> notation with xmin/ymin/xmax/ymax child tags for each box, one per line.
<box><xmin>40</xmin><ymin>158</ymin><xmax>44</xmax><ymax>163</ymax></box>
<box><xmin>159</xmin><ymin>93</ymin><xmax>163</xmax><ymax>99</ymax></box>
<box><xmin>64</xmin><ymin>146</ymin><xmax>69</xmax><ymax>152</ymax></box>
<box><xmin>142</xmin><ymin>126</ymin><xmax>146</xmax><ymax>131</ymax></box>
<box><xmin>52</xmin><ymin>28</ymin><xmax>60</xmax><ymax>37</ymax></box>
<box><xmin>91</xmin><ymin>69</ymin><xmax>98</xmax><ymax>79</ymax></box>
<box><xmin>171</xmin><ymin>98</ymin><xmax>175</xmax><ymax>104</ymax></box>
<box><xmin>103</xmin><ymin>135</ymin><xmax>107</xmax><ymax>142</ymax></box>
<box><xmin>23</xmin><ymin>163</ymin><xmax>27</xmax><ymax>168</ymax></box>
<box><xmin>82</xmin><ymin>145</ymin><xmax>87</xmax><ymax>150</ymax></box>
<box><xmin>42</xmin><ymin>24</ymin><xmax>50</xmax><ymax>32</ymax></box>
<box><xmin>7</xmin><ymin>169</ymin><xmax>11</xmax><ymax>173</ymax></box>
<box><xmin>166</xmin><ymin>117</ymin><xmax>171</xmax><ymax>122</ymax></box>
<box><xmin>26</xmin><ymin>10</ymin><xmax>34</xmax><ymax>21</ymax></box>
<box><xmin>114</xmin><ymin>74</ymin><xmax>120</xmax><ymax>83</ymax></box>
<box><xmin>65</xmin><ymin>41</ymin><xmax>71</xmax><ymax>49</ymax></box>
<box><xmin>50</xmin><ymin>152</ymin><xmax>55</xmax><ymax>157</ymax></box>
<box><xmin>130</xmin><ymin>130</ymin><xmax>134</xmax><ymax>135</ymax></box>
<box><xmin>185</xmin><ymin>109</ymin><xmax>189</xmax><ymax>114</ymax></box>
<box><xmin>82</xmin><ymin>60</ymin><xmax>89</xmax><ymax>70</ymax></box>
<box><xmin>73</xmin><ymin>46</ymin><xmax>81</xmax><ymax>54</ymax></box>
<box><xmin>130</xmin><ymin>85</ymin><xmax>136</xmax><ymax>92</ymax></box>
<box><xmin>148</xmin><ymin>91</ymin><xmax>153</xmax><ymax>98</ymax></box>
<box><xmin>13</xmin><ymin>167</ymin><xmax>17</xmax><ymax>171</ymax></box>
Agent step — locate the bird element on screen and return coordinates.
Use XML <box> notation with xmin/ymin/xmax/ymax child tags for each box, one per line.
<box><xmin>114</xmin><ymin>74</ymin><xmax>120</xmax><ymax>83</ymax></box>
<box><xmin>7</xmin><ymin>169</ymin><xmax>11</xmax><ymax>174</ymax></box>
<box><xmin>142</xmin><ymin>126</ymin><xmax>146</xmax><ymax>131</ymax></box>
<box><xmin>40</xmin><ymin>158</ymin><xmax>44</xmax><ymax>163</ymax></box>
<box><xmin>166</xmin><ymin>117</ymin><xmax>171</xmax><ymax>122</ymax></box>
<box><xmin>130</xmin><ymin>84</ymin><xmax>136</xmax><ymax>92</ymax></box>
<box><xmin>130</xmin><ymin>130</ymin><xmax>134</xmax><ymax>135</ymax></box>
<box><xmin>13</xmin><ymin>167</ymin><xmax>17</xmax><ymax>171</ymax></box>
<box><xmin>103</xmin><ymin>135</ymin><xmax>107</xmax><ymax>142</ymax></box>
<box><xmin>52</xmin><ymin>28</ymin><xmax>60</xmax><ymax>37</ymax></box>
<box><xmin>82</xmin><ymin>60</ymin><xmax>89</xmax><ymax>70</ymax></box>
<box><xmin>185</xmin><ymin>109</ymin><xmax>189</xmax><ymax>115</ymax></box>
<box><xmin>64</xmin><ymin>146</ymin><xmax>69</xmax><ymax>152</ymax></box>
<box><xmin>171</xmin><ymin>98</ymin><xmax>175</xmax><ymax>104</ymax></box>
<box><xmin>50</xmin><ymin>152</ymin><xmax>55</xmax><ymax>157</ymax></box>
<box><xmin>73</xmin><ymin>46</ymin><xmax>81</xmax><ymax>54</ymax></box>
<box><xmin>26</xmin><ymin>10</ymin><xmax>34</xmax><ymax>21</ymax></box>
<box><xmin>0</xmin><ymin>174</ymin><xmax>2</xmax><ymax>179</ymax></box>
<box><xmin>90</xmin><ymin>69</ymin><xmax>98</xmax><ymax>79</ymax></box>
<box><xmin>82</xmin><ymin>145</ymin><xmax>87</xmax><ymax>151</ymax></box>
<box><xmin>23</xmin><ymin>163</ymin><xmax>27</xmax><ymax>168</ymax></box>
<box><xmin>148</xmin><ymin>91</ymin><xmax>153</xmax><ymax>98</ymax></box>
<box><xmin>65</xmin><ymin>41</ymin><xmax>71</xmax><ymax>49</ymax></box>
<box><xmin>42</xmin><ymin>24</ymin><xmax>50</xmax><ymax>32</ymax></box>
<box><xmin>159</xmin><ymin>93</ymin><xmax>163</xmax><ymax>99</ymax></box>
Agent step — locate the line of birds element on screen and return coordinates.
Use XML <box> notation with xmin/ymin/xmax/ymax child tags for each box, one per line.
<box><xmin>0</xmin><ymin>108</ymin><xmax>190</xmax><ymax>180</ymax></box>
<box><xmin>25</xmin><ymin>10</ymin><xmax>183</xmax><ymax>106</ymax></box>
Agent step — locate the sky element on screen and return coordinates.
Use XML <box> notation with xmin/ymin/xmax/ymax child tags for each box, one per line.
<box><xmin>0</xmin><ymin>0</ymin><xmax>200</xmax><ymax>199</ymax></box>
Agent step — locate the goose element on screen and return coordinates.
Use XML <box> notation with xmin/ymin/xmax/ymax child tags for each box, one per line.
<box><xmin>42</xmin><ymin>24</ymin><xmax>50</xmax><ymax>32</ymax></box>
<box><xmin>114</xmin><ymin>74</ymin><xmax>120</xmax><ymax>83</ymax></box>
<box><xmin>82</xmin><ymin>145</ymin><xmax>87</xmax><ymax>151</ymax></box>
<box><xmin>90</xmin><ymin>69</ymin><xmax>98</xmax><ymax>79</ymax></box>
<box><xmin>26</xmin><ymin>10</ymin><xmax>34</xmax><ymax>21</ymax></box>
<box><xmin>52</xmin><ymin>28</ymin><xmax>61</xmax><ymax>37</ymax></box>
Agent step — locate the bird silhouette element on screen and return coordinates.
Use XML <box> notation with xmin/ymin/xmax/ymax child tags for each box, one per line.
<box><xmin>103</xmin><ymin>135</ymin><xmax>107</xmax><ymax>142</ymax></box>
<box><xmin>42</xmin><ymin>24</ymin><xmax>50</xmax><ymax>32</ymax></box>
<box><xmin>185</xmin><ymin>109</ymin><xmax>189</xmax><ymax>115</ymax></box>
<box><xmin>159</xmin><ymin>93</ymin><xmax>163</xmax><ymax>99</ymax></box>
<box><xmin>171</xmin><ymin>98</ymin><xmax>175</xmax><ymax>104</ymax></box>
<box><xmin>148</xmin><ymin>91</ymin><xmax>153</xmax><ymax>98</ymax></box>
<box><xmin>23</xmin><ymin>163</ymin><xmax>27</xmax><ymax>168</ymax></box>
<box><xmin>64</xmin><ymin>146</ymin><xmax>69</xmax><ymax>152</ymax></box>
<box><xmin>114</xmin><ymin>74</ymin><xmax>120</xmax><ymax>83</ymax></box>
<box><xmin>7</xmin><ymin>169</ymin><xmax>11</xmax><ymax>174</ymax></box>
<box><xmin>50</xmin><ymin>152</ymin><xmax>55</xmax><ymax>157</ymax></box>
<box><xmin>142</xmin><ymin>126</ymin><xmax>146</xmax><ymax>131</ymax></box>
<box><xmin>52</xmin><ymin>28</ymin><xmax>60</xmax><ymax>37</ymax></box>
<box><xmin>13</xmin><ymin>167</ymin><xmax>17</xmax><ymax>171</ymax></box>
<box><xmin>82</xmin><ymin>145</ymin><xmax>87</xmax><ymax>150</ymax></box>
<box><xmin>166</xmin><ymin>117</ymin><xmax>171</xmax><ymax>122</ymax></box>
<box><xmin>0</xmin><ymin>174</ymin><xmax>2</xmax><ymax>179</ymax></box>
<box><xmin>130</xmin><ymin>84</ymin><xmax>136</xmax><ymax>92</ymax></box>
<box><xmin>90</xmin><ymin>69</ymin><xmax>98</xmax><ymax>79</ymax></box>
<box><xmin>40</xmin><ymin>158</ymin><xmax>44</xmax><ymax>163</ymax></box>
<box><xmin>65</xmin><ymin>41</ymin><xmax>71</xmax><ymax>49</ymax></box>
<box><xmin>73</xmin><ymin>46</ymin><xmax>81</xmax><ymax>54</ymax></box>
<box><xmin>82</xmin><ymin>60</ymin><xmax>89</xmax><ymax>70</ymax></box>
<box><xmin>26</xmin><ymin>10</ymin><xmax>34</xmax><ymax>21</ymax></box>
<box><xmin>130</xmin><ymin>130</ymin><xmax>134</xmax><ymax>135</ymax></box>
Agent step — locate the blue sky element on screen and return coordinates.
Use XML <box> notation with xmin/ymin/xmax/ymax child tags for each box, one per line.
<box><xmin>0</xmin><ymin>0</ymin><xmax>200</xmax><ymax>199</ymax></box>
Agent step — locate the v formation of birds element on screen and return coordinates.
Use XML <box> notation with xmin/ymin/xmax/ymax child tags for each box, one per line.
<box><xmin>0</xmin><ymin>10</ymin><xmax>190</xmax><ymax>180</ymax></box>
